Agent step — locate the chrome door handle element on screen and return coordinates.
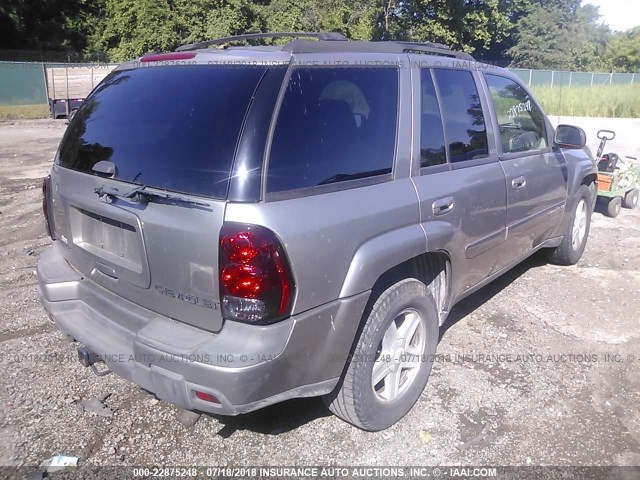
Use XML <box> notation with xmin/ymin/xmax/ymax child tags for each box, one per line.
<box><xmin>512</xmin><ymin>176</ymin><xmax>527</xmax><ymax>190</ymax></box>
<box><xmin>432</xmin><ymin>197</ymin><xmax>455</xmax><ymax>216</ymax></box>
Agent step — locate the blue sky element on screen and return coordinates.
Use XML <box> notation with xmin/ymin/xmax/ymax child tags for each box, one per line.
<box><xmin>584</xmin><ymin>0</ymin><xmax>640</xmax><ymax>32</ymax></box>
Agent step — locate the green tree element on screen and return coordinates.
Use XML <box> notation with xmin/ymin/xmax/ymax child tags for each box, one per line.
<box><xmin>87</xmin><ymin>0</ymin><xmax>179</xmax><ymax>61</ymax></box>
<box><xmin>255</xmin><ymin>0</ymin><xmax>398</xmax><ymax>42</ymax></box>
<box><xmin>0</xmin><ymin>0</ymin><xmax>97</xmax><ymax>53</ymax></box>
<box><xmin>507</xmin><ymin>0</ymin><xmax>611</xmax><ymax>70</ymax></box>
<box><xmin>4</xmin><ymin>0</ymin><xmax>627</xmax><ymax>69</ymax></box>
<box><xmin>86</xmin><ymin>0</ymin><xmax>265</xmax><ymax>60</ymax></box>
<box><xmin>174</xmin><ymin>0</ymin><xmax>263</xmax><ymax>44</ymax></box>
<box><xmin>604</xmin><ymin>28</ymin><xmax>640</xmax><ymax>72</ymax></box>
<box><xmin>398</xmin><ymin>0</ymin><xmax>515</xmax><ymax>54</ymax></box>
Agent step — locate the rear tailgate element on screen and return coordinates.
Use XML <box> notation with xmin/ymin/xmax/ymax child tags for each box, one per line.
<box><xmin>49</xmin><ymin>63</ymin><xmax>269</xmax><ymax>332</ymax></box>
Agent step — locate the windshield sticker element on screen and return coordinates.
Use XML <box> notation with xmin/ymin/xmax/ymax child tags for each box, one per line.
<box><xmin>508</xmin><ymin>100</ymin><xmax>532</xmax><ymax>121</ymax></box>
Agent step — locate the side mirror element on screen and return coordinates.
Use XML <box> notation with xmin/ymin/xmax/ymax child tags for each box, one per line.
<box><xmin>554</xmin><ymin>125</ymin><xmax>586</xmax><ymax>149</ymax></box>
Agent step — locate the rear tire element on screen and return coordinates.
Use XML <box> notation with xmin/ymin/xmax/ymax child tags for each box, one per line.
<box><xmin>606</xmin><ymin>196</ymin><xmax>622</xmax><ymax>218</ymax></box>
<box><xmin>324</xmin><ymin>279</ymin><xmax>439</xmax><ymax>431</ymax></box>
<box><xmin>548</xmin><ymin>185</ymin><xmax>591</xmax><ymax>266</ymax></box>
<box><xmin>623</xmin><ymin>189</ymin><xmax>639</xmax><ymax>209</ymax></box>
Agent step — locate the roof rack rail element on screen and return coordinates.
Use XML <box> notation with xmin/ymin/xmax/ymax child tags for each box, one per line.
<box><xmin>397</xmin><ymin>42</ymin><xmax>474</xmax><ymax>60</ymax></box>
<box><xmin>280</xmin><ymin>39</ymin><xmax>474</xmax><ymax>60</ymax></box>
<box><xmin>176</xmin><ymin>31</ymin><xmax>348</xmax><ymax>52</ymax></box>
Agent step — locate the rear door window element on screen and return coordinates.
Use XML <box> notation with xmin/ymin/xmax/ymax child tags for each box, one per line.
<box><xmin>433</xmin><ymin>69</ymin><xmax>489</xmax><ymax>163</ymax></box>
<box><xmin>57</xmin><ymin>65</ymin><xmax>267</xmax><ymax>199</ymax></box>
<box><xmin>267</xmin><ymin>68</ymin><xmax>398</xmax><ymax>194</ymax></box>
<box><xmin>420</xmin><ymin>70</ymin><xmax>447</xmax><ymax>168</ymax></box>
<box><xmin>484</xmin><ymin>74</ymin><xmax>548</xmax><ymax>154</ymax></box>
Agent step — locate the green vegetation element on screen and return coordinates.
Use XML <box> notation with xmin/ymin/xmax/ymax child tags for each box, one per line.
<box><xmin>0</xmin><ymin>104</ymin><xmax>50</xmax><ymax>120</ymax></box>
<box><xmin>605</xmin><ymin>28</ymin><xmax>640</xmax><ymax>72</ymax></box>
<box><xmin>1</xmin><ymin>0</ymin><xmax>639</xmax><ymax>71</ymax></box>
<box><xmin>532</xmin><ymin>85</ymin><xmax>640</xmax><ymax>118</ymax></box>
<box><xmin>1</xmin><ymin>0</ymin><xmax>638</xmax><ymax>118</ymax></box>
<box><xmin>3</xmin><ymin>88</ymin><xmax>638</xmax><ymax>120</ymax></box>
<box><xmin>508</xmin><ymin>0</ymin><xmax>609</xmax><ymax>71</ymax></box>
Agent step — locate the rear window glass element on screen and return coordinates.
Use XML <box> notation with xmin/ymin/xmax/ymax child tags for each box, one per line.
<box><xmin>57</xmin><ymin>65</ymin><xmax>267</xmax><ymax>199</ymax></box>
<box><xmin>267</xmin><ymin>68</ymin><xmax>398</xmax><ymax>194</ymax></box>
<box><xmin>433</xmin><ymin>69</ymin><xmax>489</xmax><ymax>163</ymax></box>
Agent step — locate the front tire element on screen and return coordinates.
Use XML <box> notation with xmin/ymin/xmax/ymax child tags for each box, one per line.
<box><xmin>324</xmin><ymin>279</ymin><xmax>439</xmax><ymax>431</ymax></box>
<box><xmin>623</xmin><ymin>189</ymin><xmax>639</xmax><ymax>209</ymax></box>
<box><xmin>548</xmin><ymin>185</ymin><xmax>592</xmax><ymax>266</ymax></box>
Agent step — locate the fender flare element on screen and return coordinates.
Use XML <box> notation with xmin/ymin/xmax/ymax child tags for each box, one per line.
<box><xmin>339</xmin><ymin>224</ymin><xmax>427</xmax><ymax>298</ymax></box>
<box><xmin>339</xmin><ymin>220</ymin><xmax>457</xmax><ymax>300</ymax></box>
<box><xmin>553</xmin><ymin>149</ymin><xmax>597</xmax><ymax>236</ymax></box>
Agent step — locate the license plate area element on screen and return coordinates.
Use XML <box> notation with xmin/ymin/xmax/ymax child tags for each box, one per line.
<box><xmin>68</xmin><ymin>206</ymin><xmax>150</xmax><ymax>288</ymax></box>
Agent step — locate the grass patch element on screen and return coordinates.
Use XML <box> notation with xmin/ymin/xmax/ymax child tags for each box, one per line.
<box><xmin>531</xmin><ymin>84</ymin><xmax>640</xmax><ymax>118</ymax></box>
<box><xmin>2</xmin><ymin>85</ymin><xmax>638</xmax><ymax>120</ymax></box>
<box><xmin>0</xmin><ymin>104</ymin><xmax>50</xmax><ymax>120</ymax></box>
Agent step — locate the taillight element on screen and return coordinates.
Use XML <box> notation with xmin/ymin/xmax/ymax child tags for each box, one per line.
<box><xmin>219</xmin><ymin>223</ymin><xmax>295</xmax><ymax>324</ymax></box>
<box><xmin>42</xmin><ymin>175</ymin><xmax>54</xmax><ymax>239</ymax></box>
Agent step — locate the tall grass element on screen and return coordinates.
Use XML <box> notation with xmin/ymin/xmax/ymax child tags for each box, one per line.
<box><xmin>0</xmin><ymin>103</ymin><xmax>50</xmax><ymax>120</ymax></box>
<box><xmin>2</xmin><ymin>85</ymin><xmax>639</xmax><ymax>120</ymax></box>
<box><xmin>531</xmin><ymin>84</ymin><xmax>640</xmax><ymax>118</ymax></box>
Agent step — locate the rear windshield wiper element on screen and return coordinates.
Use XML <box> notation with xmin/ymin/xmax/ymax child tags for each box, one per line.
<box><xmin>94</xmin><ymin>185</ymin><xmax>210</xmax><ymax>207</ymax></box>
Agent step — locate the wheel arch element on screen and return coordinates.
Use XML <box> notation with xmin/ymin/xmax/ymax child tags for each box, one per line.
<box><xmin>562</xmin><ymin>147</ymin><xmax>597</xmax><ymax>197</ymax></box>
<box><xmin>339</xmin><ymin>224</ymin><xmax>453</xmax><ymax>326</ymax></box>
<box><xmin>364</xmin><ymin>251</ymin><xmax>451</xmax><ymax>327</ymax></box>
<box><xmin>581</xmin><ymin>172</ymin><xmax>597</xmax><ymax>187</ymax></box>
<box><xmin>581</xmin><ymin>172</ymin><xmax>598</xmax><ymax>208</ymax></box>
<box><xmin>555</xmin><ymin>150</ymin><xmax>597</xmax><ymax>235</ymax></box>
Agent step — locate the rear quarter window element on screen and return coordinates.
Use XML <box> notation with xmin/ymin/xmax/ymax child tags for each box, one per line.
<box><xmin>267</xmin><ymin>67</ymin><xmax>398</xmax><ymax>194</ymax></box>
<box><xmin>57</xmin><ymin>65</ymin><xmax>267</xmax><ymax>199</ymax></box>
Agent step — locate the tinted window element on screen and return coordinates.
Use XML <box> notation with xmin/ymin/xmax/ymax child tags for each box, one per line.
<box><xmin>267</xmin><ymin>68</ymin><xmax>398</xmax><ymax>193</ymax></box>
<box><xmin>433</xmin><ymin>69</ymin><xmax>489</xmax><ymax>163</ymax></box>
<box><xmin>58</xmin><ymin>66</ymin><xmax>266</xmax><ymax>198</ymax></box>
<box><xmin>485</xmin><ymin>74</ymin><xmax>548</xmax><ymax>154</ymax></box>
<box><xmin>420</xmin><ymin>70</ymin><xmax>446</xmax><ymax>168</ymax></box>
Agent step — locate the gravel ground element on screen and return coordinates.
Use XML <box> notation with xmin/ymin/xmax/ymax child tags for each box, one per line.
<box><xmin>0</xmin><ymin>119</ymin><xmax>639</xmax><ymax>468</ymax></box>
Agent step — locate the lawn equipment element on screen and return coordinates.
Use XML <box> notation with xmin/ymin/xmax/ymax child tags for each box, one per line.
<box><xmin>594</xmin><ymin>129</ymin><xmax>640</xmax><ymax>218</ymax></box>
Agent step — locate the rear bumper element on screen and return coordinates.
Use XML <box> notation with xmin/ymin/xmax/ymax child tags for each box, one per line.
<box><xmin>37</xmin><ymin>244</ymin><xmax>369</xmax><ymax>415</ymax></box>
